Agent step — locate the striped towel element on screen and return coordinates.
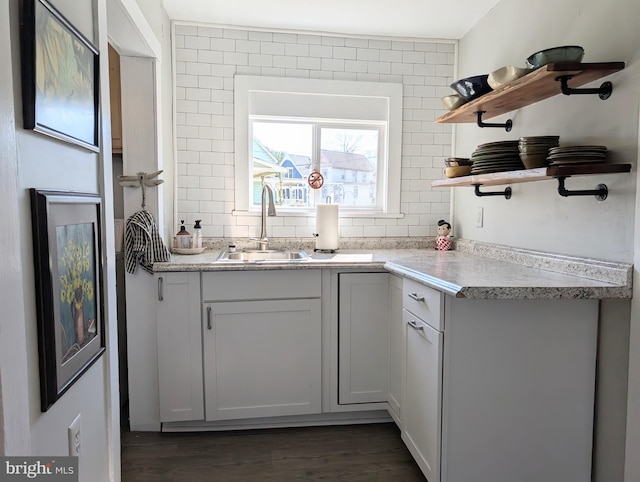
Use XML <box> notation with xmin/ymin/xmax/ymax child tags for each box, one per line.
<box><xmin>125</xmin><ymin>210</ymin><xmax>170</xmax><ymax>274</ymax></box>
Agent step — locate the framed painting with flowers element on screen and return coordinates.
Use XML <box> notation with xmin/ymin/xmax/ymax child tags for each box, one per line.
<box><xmin>30</xmin><ymin>189</ymin><xmax>105</xmax><ymax>411</ymax></box>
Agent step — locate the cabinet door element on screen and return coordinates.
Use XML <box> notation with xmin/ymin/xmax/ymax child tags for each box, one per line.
<box><xmin>387</xmin><ymin>274</ymin><xmax>404</xmax><ymax>425</ymax></box>
<box><xmin>156</xmin><ymin>272</ymin><xmax>203</xmax><ymax>422</ymax></box>
<box><xmin>203</xmin><ymin>299</ymin><xmax>321</xmax><ymax>421</ymax></box>
<box><xmin>338</xmin><ymin>273</ymin><xmax>389</xmax><ymax>404</ymax></box>
<box><xmin>402</xmin><ymin>309</ymin><xmax>443</xmax><ymax>482</ymax></box>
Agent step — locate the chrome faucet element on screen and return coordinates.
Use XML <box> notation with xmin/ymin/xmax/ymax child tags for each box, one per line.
<box><xmin>251</xmin><ymin>184</ymin><xmax>276</xmax><ymax>250</ymax></box>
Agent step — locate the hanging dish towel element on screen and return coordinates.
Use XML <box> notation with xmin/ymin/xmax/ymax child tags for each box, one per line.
<box><xmin>125</xmin><ymin>210</ymin><xmax>170</xmax><ymax>274</ymax></box>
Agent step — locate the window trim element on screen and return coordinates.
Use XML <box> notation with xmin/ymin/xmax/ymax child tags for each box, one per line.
<box><xmin>234</xmin><ymin>75</ymin><xmax>403</xmax><ymax>217</ymax></box>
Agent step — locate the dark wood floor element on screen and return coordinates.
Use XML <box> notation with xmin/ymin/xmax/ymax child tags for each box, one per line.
<box><xmin>121</xmin><ymin>423</ymin><xmax>425</xmax><ymax>481</ymax></box>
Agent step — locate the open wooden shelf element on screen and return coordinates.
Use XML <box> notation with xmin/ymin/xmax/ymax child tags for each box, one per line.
<box><xmin>436</xmin><ymin>62</ymin><xmax>625</xmax><ymax>124</ymax></box>
<box><xmin>431</xmin><ymin>163</ymin><xmax>632</xmax><ymax>188</ymax></box>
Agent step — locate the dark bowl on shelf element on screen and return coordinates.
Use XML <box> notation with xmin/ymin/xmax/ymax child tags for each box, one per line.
<box><xmin>526</xmin><ymin>46</ymin><xmax>585</xmax><ymax>70</ymax></box>
<box><xmin>450</xmin><ymin>74</ymin><xmax>492</xmax><ymax>101</ymax></box>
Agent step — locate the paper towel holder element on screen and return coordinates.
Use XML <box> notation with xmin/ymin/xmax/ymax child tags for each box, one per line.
<box><xmin>312</xmin><ymin>233</ymin><xmax>337</xmax><ymax>253</ymax></box>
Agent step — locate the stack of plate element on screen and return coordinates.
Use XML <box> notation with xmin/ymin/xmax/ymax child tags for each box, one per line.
<box><xmin>518</xmin><ymin>136</ymin><xmax>559</xmax><ymax>169</ymax></box>
<box><xmin>470</xmin><ymin>140</ymin><xmax>524</xmax><ymax>174</ymax></box>
<box><xmin>547</xmin><ymin>145</ymin><xmax>607</xmax><ymax>166</ymax></box>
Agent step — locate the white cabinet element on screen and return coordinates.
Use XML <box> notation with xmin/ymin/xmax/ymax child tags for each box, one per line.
<box><xmin>403</xmin><ymin>310</ymin><xmax>443</xmax><ymax>481</ymax></box>
<box><xmin>440</xmin><ymin>298</ymin><xmax>597</xmax><ymax>482</ymax></box>
<box><xmin>202</xmin><ymin>271</ymin><xmax>322</xmax><ymax>421</ymax></box>
<box><xmin>203</xmin><ymin>299</ymin><xmax>321</xmax><ymax>420</ymax></box>
<box><xmin>338</xmin><ymin>273</ymin><xmax>389</xmax><ymax>404</ymax></box>
<box><xmin>398</xmin><ymin>274</ymin><xmax>599</xmax><ymax>482</ymax></box>
<box><xmin>386</xmin><ymin>274</ymin><xmax>404</xmax><ymax>425</ymax></box>
<box><xmin>155</xmin><ymin>272</ymin><xmax>204</xmax><ymax>422</ymax></box>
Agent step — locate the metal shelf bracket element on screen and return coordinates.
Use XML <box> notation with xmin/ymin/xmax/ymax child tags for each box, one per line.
<box><xmin>474</xmin><ymin>184</ymin><xmax>512</xmax><ymax>199</ymax></box>
<box><xmin>557</xmin><ymin>75</ymin><xmax>613</xmax><ymax>100</ymax></box>
<box><xmin>475</xmin><ymin>111</ymin><xmax>513</xmax><ymax>132</ymax></box>
<box><xmin>557</xmin><ymin>176</ymin><xmax>608</xmax><ymax>201</ymax></box>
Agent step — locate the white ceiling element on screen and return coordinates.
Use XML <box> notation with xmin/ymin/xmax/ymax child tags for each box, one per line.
<box><xmin>161</xmin><ymin>0</ymin><xmax>501</xmax><ymax>40</ymax></box>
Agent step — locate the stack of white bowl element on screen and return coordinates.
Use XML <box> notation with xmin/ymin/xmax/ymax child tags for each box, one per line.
<box><xmin>518</xmin><ymin>136</ymin><xmax>560</xmax><ymax>169</ymax></box>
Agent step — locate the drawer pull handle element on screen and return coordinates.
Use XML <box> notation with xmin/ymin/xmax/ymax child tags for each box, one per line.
<box><xmin>408</xmin><ymin>292</ymin><xmax>425</xmax><ymax>302</ymax></box>
<box><xmin>157</xmin><ymin>277</ymin><xmax>163</xmax><ymax>301</ymax></box>
<box><xmin>408</xmin><ymin>319</ymin><xmax>423</xmax><ymax>331</ymax></box>
<box><xmin>207</xmin><ymin>306</ymin><xmax>212</xmax><ymax>330</ymax></box>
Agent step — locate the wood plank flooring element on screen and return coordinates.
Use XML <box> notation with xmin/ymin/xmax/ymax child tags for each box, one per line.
<box><xmin>121</xmin><ymin>423</ymin><xmax>425</xmax><ymax>481</ymax></box>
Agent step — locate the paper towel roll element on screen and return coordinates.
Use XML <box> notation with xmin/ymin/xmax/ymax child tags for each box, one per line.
<box><xmin>315</xmin><ymin>204</ymin><xmax>339</xmax><ymax>250</ymax></box>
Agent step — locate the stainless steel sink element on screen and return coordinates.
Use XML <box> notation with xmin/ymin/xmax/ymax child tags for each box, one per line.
<box><xmin>216</xmin><ymin>249</ymin><xmax>309</xmax><ymax>261</ymax></box>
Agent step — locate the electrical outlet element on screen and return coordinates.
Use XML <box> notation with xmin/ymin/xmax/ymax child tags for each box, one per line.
<box><xmin>476</xmin><ymin>207</ymin><xmax>484</xmax><ymax>228</ymax></box>
<box><xmin>68</xmin><ymin>414</ymin><xmax>82</xmax><ymax>456</ymax></box>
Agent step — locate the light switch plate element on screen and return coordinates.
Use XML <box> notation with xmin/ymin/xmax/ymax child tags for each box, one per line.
<box><xmin>476</xmin><ymin>207</ymin><xmax>484</xmax><ymax>228</ymax></box>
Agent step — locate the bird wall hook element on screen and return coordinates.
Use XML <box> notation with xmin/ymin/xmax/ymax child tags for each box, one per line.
<box><xmin>118</xmin><ymin>170</ymin><xmax>164</xmax><ymax>210</ymax></box>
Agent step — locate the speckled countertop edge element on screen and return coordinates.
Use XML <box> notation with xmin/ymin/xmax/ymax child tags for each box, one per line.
<box><xmin>154</xmin><ymin>241</ymin><xmax>632</xmax><ymax>300</ymax></box>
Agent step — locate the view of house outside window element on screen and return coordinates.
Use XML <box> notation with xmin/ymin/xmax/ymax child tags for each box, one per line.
<box><xmin>251</xmin><ymin>120</ymin><xmax>382</xmax><ymax>211</ymax></box>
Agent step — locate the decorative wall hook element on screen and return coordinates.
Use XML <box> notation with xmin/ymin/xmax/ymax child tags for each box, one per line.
<box><xmin>119</xmin><ymin>170</ymin><xmax>164</xmax><ymax>210</ymax></box>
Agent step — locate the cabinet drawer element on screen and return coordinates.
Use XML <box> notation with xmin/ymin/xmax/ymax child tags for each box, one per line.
<box><xmin>202</xmin><ymin>270</ymin><xmax>321</xmax><ymax>301</ymax></box>
<box><xmin>403</xmin><ymin>278</ymin><xmax>444</xmax><ymax>331</ymax></box>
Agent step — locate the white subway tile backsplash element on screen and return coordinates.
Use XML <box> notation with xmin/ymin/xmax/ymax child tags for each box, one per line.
<box><xmin>309</xmin><ymin>45</ymin><xmax>333</xmax><ymax>58</ymax></box>
<box><xmin>259</xmin><ymin>42</ymin><xmax>284</xmax><ymax>56</ymax></box>
<box><xmin>211</xmin><ymin>38</ymin><xmax>236</xmax><ymax>51</ymax></box>
<box><xmin>333</xmin><ymin>46</ymin><xmax>357</xmax><ymax>60</ymax></box>
<box><xmin>356</xmin><ymin>48</ymin><xmax>380</xmax><ymax>62</ymax></box>
<box><xmin>297</xmin><ymin>34</ymin><xmax>322</xmax><ymax>45</ymax></box>
<box><xmin>261</xmin><ymin>67</ymin><xmax>287</xmax><ymax>77</ymax></box>
<box><xmin>248</xmin><ymin>53</ymin><xmax>273</xmax><ymax>67</ymax></box>
<box><xmin>322</xmin><ymin>36</ymin><xmax>345</xmax><ymax>46</ymax></box>
<box><xmin>273</xmin><ymin>33</ymin><xmax>298</xmax><ymax>43</ymax></box>
<box><xmin>223</xmin><ymin>29</ymin><xmax>248</xmax><ymax>40</ymax></box>
<box><xmin>367</xmin><ymin>61</ymin><xmax>391</xmax><ymax>74</ymax></box>
<box><xmin>391</xmin><ymin>40</ymin><xmax>414</xmax><ymax>51</ymax></box>
<box><xmin>368</xmin><ymin>39</ymin><xmax>392</xmax><ymax>49</ymax></box>
<box><xmin>249</xmin><ymin>31</ymin><xmax>272</xmax><ymax>42</ymax></box>
<box><xmin>298</xmin><ymin>57</ymin><xmax>322</xmax><ymax>70</ymax></box>
<box><xmin>285</xmin><ymin>43</ymin><xmax>310</xmax><ymax>57</ymax></box>
<box><xmin>197</xmin><ymin>26</ymin><xmax>222</xmax><ymax>38</ymax></box>
<box><xmin>173</xmin><ymin>24</ymin><xmax>453</xmax><ymax>241</ymax></box>
<box><xmin>184</xmin><ymin>35</ymin><xmax>210</xmax><ymax>50</ymax></box>
<box><xmin>321</xmin><ymin>58</ymin><xmax>345</xmax><ymax>71</ymax></box>
<box><xmin>176</xmin><ymin>25</ymin><xmax>197</xmax><ymax>36</ymax></box>
<box><xmin>233</xmin><ymin>40</ymin><xmax>258</xmax><ymax>54</ymax></box>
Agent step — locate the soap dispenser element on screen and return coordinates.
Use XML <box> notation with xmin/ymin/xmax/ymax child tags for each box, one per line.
<box><xmin>174</xmin><ymin>220</ymin><xmax>191</xmax><ymax>249</ymax></box>
<box><xmin>192</xmin><ymin>220</ymin><xmax>202</xmax><ymax>249</ymax></box>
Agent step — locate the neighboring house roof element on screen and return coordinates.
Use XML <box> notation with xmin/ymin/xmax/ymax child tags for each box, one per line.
<box><xmin>320</xmin><ymin>150</ymin><xmax>374</xmax><ymax>172</ymax></box>
<box><xmin>280</xmin><ymin>158</ymin><xmax>307</xmax><ymax>180</ymax></box>
<box><xmin>253</xmin><ymin>138</ymin><xmax>286</xmax><ymax>178</ymax></box>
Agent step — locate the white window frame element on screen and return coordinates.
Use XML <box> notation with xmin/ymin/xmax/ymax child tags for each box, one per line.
<box><xmin>234</xmin><ymin>75</ymin><xmax>403</xmax><ymax>217</ymax></box>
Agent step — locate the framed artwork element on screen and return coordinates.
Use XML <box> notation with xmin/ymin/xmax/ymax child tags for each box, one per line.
<box><xmin>20</xmin><ymin>0</ymin><xmax>100</xmax><ymax>152</ymax></box>
<box><xmin>30</xmin><ymin>189</ymin><xmax>105</xmax><ymax>411</ymax></box>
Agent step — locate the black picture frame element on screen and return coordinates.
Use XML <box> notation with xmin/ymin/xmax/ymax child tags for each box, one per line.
<box><xmin>30</xmin><ymin>189</ymin><xmax>105</xmax><ymax>411</ymax></box>
<box><xmin>20</xmin><ymin>0</ymin><xmax>100</xmax><ymax>152</ymax></box>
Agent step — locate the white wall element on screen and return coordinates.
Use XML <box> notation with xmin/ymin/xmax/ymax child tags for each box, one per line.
<box><xmin>1</xmin><ymin>0</ymin><xmax>120</xmax><ymax>479</ymax></box>
<box><xmin>173</xmin><ymin>24</ymin><xmax>455</xmax><ymax>240</ymax></box>
<box><xmin>455</xmin><ymin>0</ymin><xmax>640</xmax><ymax>480</ymax></box>
<box><xmin>454</xmin><ymin>0</ymin><xmax>639</xmax><ymax>263</ymax></box>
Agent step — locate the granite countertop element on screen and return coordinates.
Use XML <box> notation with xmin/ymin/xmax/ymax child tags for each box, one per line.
<box><xmin>154</xmin><ymin>246</ymin><xmax>632</xmax><ymax>300</ymax></box>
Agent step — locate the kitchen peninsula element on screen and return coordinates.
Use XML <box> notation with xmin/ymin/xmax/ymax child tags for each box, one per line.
<box><xmin>149</xmin><ymin>240</ymin><xmax>631</xmax><ymax>481</ymax></box>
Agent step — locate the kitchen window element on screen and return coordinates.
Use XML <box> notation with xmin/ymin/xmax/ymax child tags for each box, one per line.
<box><xmin>234</xmin><ymin>76</ymin><xmax>403</xmax><ymax>217</ymax></box>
